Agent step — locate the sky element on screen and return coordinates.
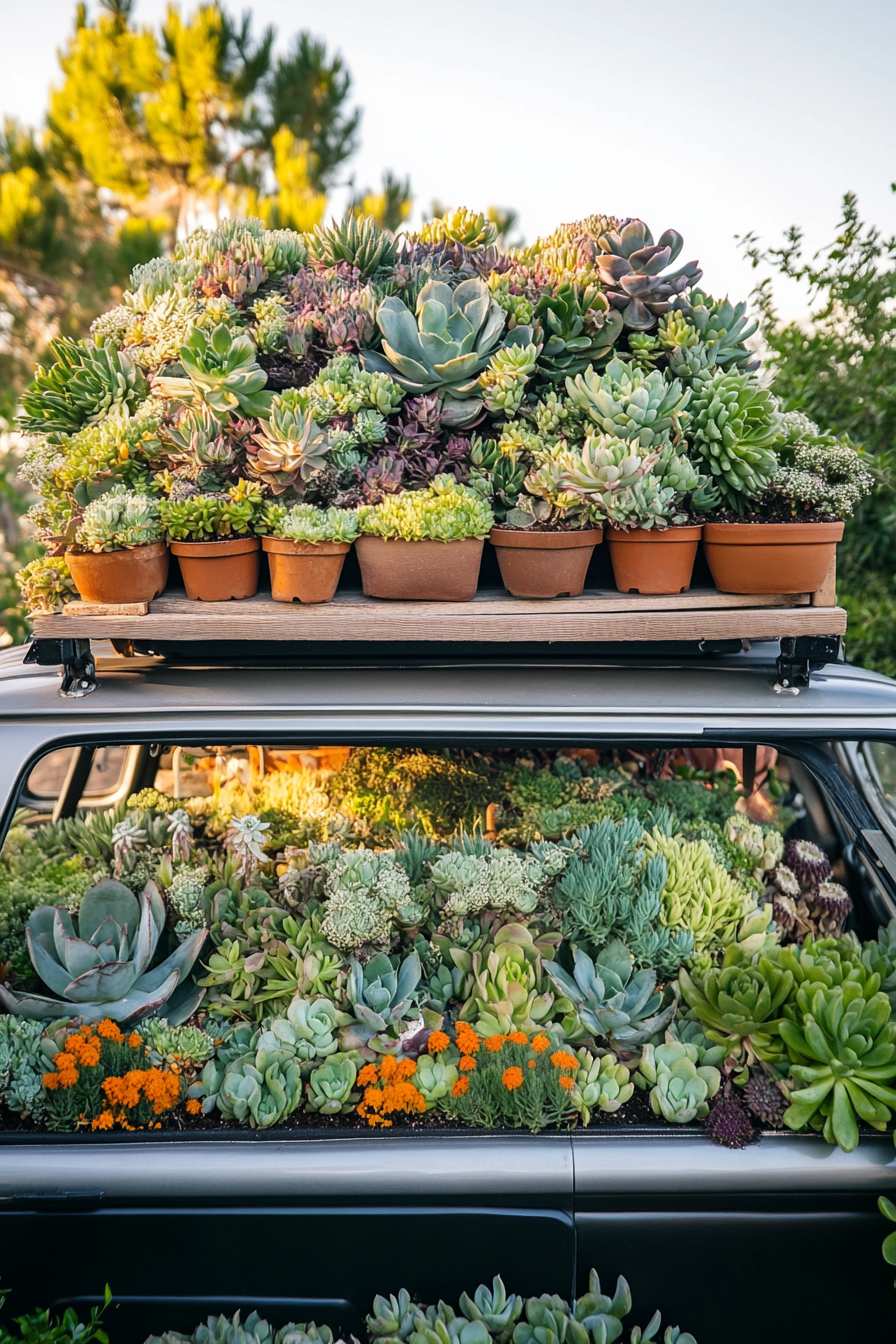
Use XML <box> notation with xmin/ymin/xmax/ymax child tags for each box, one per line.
<box><xmin>1</xmin><ymin>0</ymin><xmax>894</xmax><ymax>322</ymax></box>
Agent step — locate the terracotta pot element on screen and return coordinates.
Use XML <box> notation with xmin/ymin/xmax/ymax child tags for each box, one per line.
<box><xmin>355</xmin><ymin>535</ymin><xmax>484</xmax><ymax>601</ymax></box>
<box><xmin>263</xmin><ymin>536</ymin><xmax>350</xmax><ymax>603</ymax></box>
<box><xmin>608</xmin><ymin>525</ymin><xmax>702</xmax><ymax>595</ymax></box>
<box><xmin>66</xmin><ymin>540</ymin><xmax>169</xmax><ymax>604</ymax></box>
<box><xmin>703</xmin><ymin>521</ymin><xmax>844</xmax><ymax>594</ymax></box>
<box><xmin>489</xmin><ymin>527</ymin><xmax>603</xmax><ymax>598</ymax></box>
<box><xmin>170</xmin><ymin>536</ymin><xmax>260</xmax><ymax>601</ymax></box>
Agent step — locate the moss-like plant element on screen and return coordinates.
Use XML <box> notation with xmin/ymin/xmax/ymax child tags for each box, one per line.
<box><xmin>265</xmin><ymin>502</ymin><xmax>359</xmax><ymax>544</ymax></box>
<box><xmin>74</xmin><ymin>486</ymin><xmax>163</xmax><ymax>552</ymax></box>
<box><xmin>358</xmin><ymin>480</ymin><xmax>494</xmax><ymax>542</ymax></box>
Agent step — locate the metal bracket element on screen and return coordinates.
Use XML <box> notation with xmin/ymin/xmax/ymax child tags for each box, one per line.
<box><xmin>24</xmin><ymin>638</ymin><xmax>97</xmax><ymax>698</ymax></box>
<box><xmin>774</xmin><ymin>635</ymin><xmax>842</xmax><ymax>693</ymax></box>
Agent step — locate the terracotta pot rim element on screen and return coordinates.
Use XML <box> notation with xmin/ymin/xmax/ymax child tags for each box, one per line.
<box><xmin>170</xmin><ymin>536</ymin><xmax>260</xmax><ymax>556</ymax></box>
<box><xmin>608</xmin><ymin>525</ymin><xmax>703</xmax><ymax>543</ymax></box>
<box><xmin>356</xmin><ymin>534</ymin><xmax>483</xmax><ymax>547</ymax></box>
<box><xmin>703</xmin><ymin>521</ymin><xmax>844</xmax><ymax>544</ymax></box>
<box><xmin>262</xmin><ymin>536</ymin><xmax>351</xmax><ymax>556</ymax></box>
<box><xmin>66</xmin><ymin>539</ymin><xmax>168</xmax><ymax>560</ymax></box>
<box><xmin>489</xmin><ymin>527</ymin><xmax>603</xmax><ymax>550</ymax></box>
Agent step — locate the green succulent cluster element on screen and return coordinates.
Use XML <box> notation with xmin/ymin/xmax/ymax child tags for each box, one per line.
<box><xmin>14</xmin><ymin>554</ymin><xmax>78</xmax><ymax>615</ymax></box>
<box><xmin>544</xmin><ymin>941</ymin><xmax>675</xmax><ymax>1051</ymax></box>
<box><xmin>149</xmin><ymin>1311</ymin><xmax>333</xmax><ymax>1344</ymax></box>
<box><xmin>687</xmin><ymin>369</ymin><xmax>782</xmax><ymax>509</ymax></box>
<box><xmin>358</xmin><ymin>481</ymin><xmax>494</xmax><ymax>542</ymax></box>
<box><xmin>636</xmin><ymin>1039</ymin><xmax>722</xmax><ymax>1123</ymax></box>
<box><xmin>159</xmin><ymin>491</ymin><xmax>264</xmax><ymax>541</ymax></box>
<box><xmin>309</xmin><ymin>211</ymin><xmax>397</xmax><ymax>278</ymax></box>
<box><xmin>0</xmin><ymin>1014</ymin><xmax>63</xmax><ymax>1122</ymax></box>
<box><xmin>532</xmin><ymin>284</ymin><xmax>623</xmax><ymax>381</ymax></box>
<box><xmin>571</xmin><ymin>1048</ymin><xmax>634</xmax><ymax>1124</ymax></box>
<box><xmin>318</xmin><ymin>850</ymin><xmax>419</xmax><ymax>952</ymax></box>
<box><xmin>418</xmin><ymin>208</ymin><xmax>499</xmax><ymax>251</ymax></box>
<box><xmin>566</xmin><ymin>359</ymin><xmax>690</xmax><ymax>451</ymax></box>
<box><xmin>167</xmin><ymin>324</ymin><xmax>272</xmax><ymax>419</ymax></box>
<box><xmin>74</xmin><ymin>485</ymin><xmax>163</xmax><ymax>552</ymax></box>
<box><xmin>479</xmin><ymin>341</ymin><xmax>539</xmax><ymax>416</ymax></box>
<box><xmin>265</xmin><ymin>502</ymin><xmax>360</xmax><ymax>544</ymax></box>
<box><xmin>247</xmin><ymin>395</ymin><xmax>333</xmax><ymax>494</ymax></box>
<box><xmin>644</xmin><ymin>829</ymin><xmax>754</xmax><ymax>961</ymax></box>
<box><xmin>20</xmin><ymin>337</ymin><xmax>148</xmax><ymax>437</ymax></box>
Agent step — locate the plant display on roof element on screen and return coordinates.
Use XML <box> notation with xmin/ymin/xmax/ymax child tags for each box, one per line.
<box><xmin>0</xmin><ymin>740</ymin><xmax>888</xmax><ymax>1150</ymax></box>
<box><xmin>15</xmin><ymin>207</ymin><xmax>873</xmax><ymax>594</ymax></box>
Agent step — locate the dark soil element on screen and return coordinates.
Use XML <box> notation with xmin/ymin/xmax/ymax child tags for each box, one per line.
<box><xmin>709</xmin><ymin>509</ymin><xmax>839</xmax><ymax>525</ymax></box>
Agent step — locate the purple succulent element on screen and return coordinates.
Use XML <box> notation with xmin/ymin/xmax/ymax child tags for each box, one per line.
<box><xmin>706</xmin><ymin>1094</ymin><xmax>754</xmax><ymax>1150</ymax></box>
<box><xmin>809</xmin><ymin>881</ymin><xmax>853</xmax><ymax>922</ymax></box>
<box><xmin>743</xmin><ymin>1072</ymin><xmax>788</xmax><ymax>1128</ymax></box>
<box><xmin>783</xmin><ymin>839</ymin><xmax>832</xmax><ymax>890</ymax></box>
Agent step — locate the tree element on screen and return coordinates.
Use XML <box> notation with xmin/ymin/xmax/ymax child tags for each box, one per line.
<box><xmin>350</xmin><ymin>170</ymin><xmax>412</xmax><ymax>232</ymax></box>
<box><xmin>741</xmin><ymin>191</ymin><xmax>896</xmax><ymax>674</ymax></box>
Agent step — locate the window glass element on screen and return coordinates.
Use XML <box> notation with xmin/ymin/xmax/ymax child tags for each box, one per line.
<box><xmin>25</xmin><ymin>745</ymin><xmax>131</xmax><ymax>800</ymax></box>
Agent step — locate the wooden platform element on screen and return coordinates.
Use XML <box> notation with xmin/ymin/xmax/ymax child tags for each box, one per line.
<box><xmin>32</xmin><ymin>587</ymin><xmax>848</xmax><ymax>644</ymax></box>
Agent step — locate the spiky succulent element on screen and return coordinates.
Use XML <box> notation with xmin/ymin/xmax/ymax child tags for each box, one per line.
<box><xmin>309</xmin><ymin>212</ymin><xmax>397</xmax><ymax>279</ymax></box>
<box><xmin>172</xmin><ymin>324</ymin><xmax>272</xmax><ymax>419</ymax></box>
<box><xmin>361</xmin><ymin>279</ymin><xmax>508</xmax><ymax>424</ymax></box>
<box><xmin>544</xmin><ymin>941</ymin><xmax>675</xmax><ymax>1050</ymax></box>
<box><xmin>532</xmin><ymin>284</ymin><xmax>623</xmax><ymax>381</ymax></box>
<box><xmin>566</xmin><ymin>358</ymin><xmax>690</xmax><ymax>450</ymax></box>
<box><xmin>594</xmin><ymin>220</ymin><xmax>702</xmax><ymax>330</ymax></box>
<box><xmin>20</xmin><ymin>338</ymin><xmax>149</xmax><ymax>436</ymax></box>
<box><xmin>165</xmin><ymin>403</ymin><xmax>238</xmax><ymax>472</ymax></box>
<box><xmin>246</xmin><ymin>394</ymin><xmax>333</xmax><ymax>494</ymax></box>
<box><xmin>687</xmin><ymin>368</ymin><xmax>782</xmax><ymax>508</ymax></box>
<box><xmin>0</xmin><ymin>879</ymin><xmax>205</xmax><ymax>1024</ymax></box>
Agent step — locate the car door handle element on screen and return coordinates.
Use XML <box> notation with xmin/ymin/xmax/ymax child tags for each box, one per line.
<box><xmin>0</xmin><ymin>1190</ymin><xmax>105</xmax><ymax>1210</ymax></box>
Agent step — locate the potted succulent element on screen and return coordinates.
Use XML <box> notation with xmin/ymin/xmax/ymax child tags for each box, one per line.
<box><xmin>159</xmin><ymin>484</ymin><xmax>265</xmax><ymax>601</ymax></box>
<box><xmin>703</xmin><ymin>414</ymin><xmax>873</xmax><ymax>594</ymax></box>
<box><xmin>65</xmin><ymin>486</ymin><xmax>168</xmax><ymax>603</ymax></box>
<box><xmin>355</xmin><ymin>477</ymin><xmax>494</xmax><ymax>600</ymax></box>
<box><xmin>262</xmin><ymin>503</ymin><xmax>359</xmax><ymax>603</ymax></box>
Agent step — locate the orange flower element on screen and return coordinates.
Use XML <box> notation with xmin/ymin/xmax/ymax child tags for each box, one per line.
<box><xmin>91</xmin><ymin>1110</ymin><xmax>114</xmax><ymax>1131</ymax></box>
<box><xmin>452</xmin><ymin>1077</ymin><xmax>469</xmax><ymax>1097</ymax></box>
<box><xmin>559</xmin><ymin>1075</ymin><xmax>575</xmax><ymax>1091</ymax></box>
<box><xmin>128</xmin><ymin>1033</ymin><xmax>143</xmax><ymax>1049</ymax></box>
<box><xmin>508</xmin><ymin>1031</ymin><xmax>528</xmax><ymax>1045</ymax></box>
<box><xmin>485</xmin><ymin>1035</ymin><xmax>507</xmax><ymax>1053</ymax></box>
<box><xmin>502</xmin><ymin>1066</ymin><xmax>524</xmax><ymax>1091</ymax></box>
<box><xmin>531</xmin><ymin>1033</ymin><xmax>551</xmax><ymax>1053</ymax></box>
<box><xmin>427</xmin><ymin>1031</ymin><xmax>450</xmax><ymax>1055</ymax></box>
<box><xmin>395</xmin><ymin>1058</ymin><xmax>417</xmax><ymax>1080</ymax></box>
<box><xmin>97</xmin><ymin>1019</ymin><xmax>124</xmax><ymax>1043</ymax></box>
<box><xmin>459</xmin><ymin>1054</ymin><xmax>477</xmax><ymax>1071</ymax></box>
<box><xmin>185</xmin><ymin>1097</ymin><xmax>202</xmax><ymax>1116</ymax></box>
<box><xmin>454</xmin><ymin>1024</ymin><xmax>479</xmax><ymax>1053</ymax></box>
<box><xmin>528</xmin><ymin>1060</ymin><xmax>537</xmax><ymax>1069</ymax></box>
<box><xmin>379</xmin><ymin>1054</ymin><xmax>399</xmax><ymax>1081</ymax></box>
<box><xmin>551</xmin><ymin>1051</ymin><xmax>578</xmax><ymax>1071</ymax></box>
<box><xmin>42</xmin><ymin>1072</ymin><xmax>62</xmax><ymax>1090</ymax></box>
<box><xmin>357</xmin><ymin>1063</ymin><xmax>379</xmax><ymax>1087</ymax></box>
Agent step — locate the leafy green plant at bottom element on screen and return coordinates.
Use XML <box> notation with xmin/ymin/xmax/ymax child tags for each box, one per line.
<box><xmin>879</xmin><ymin>1195</ymin><xmax>896</xmax><ymax>1286</ymax></box>
<box><xmin>0</xmin><ymin>1283</ymin><xmax>111</xmax><ymax>1344</ymax></box>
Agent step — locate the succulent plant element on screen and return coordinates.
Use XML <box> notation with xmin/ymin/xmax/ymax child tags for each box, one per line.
<box><xmin>367</xmin><ymin>1289</ymin><xmax>419</xmax><ymax>1344</ymax></box>
<box><xmin>343</xmin><ymin>950</ymin><xmax>422</xmax><ymax>1041</ymax></box>
<box><xmin>414</xmin><ymin>1052</ymin><xmax>460</xmax><ymax>1108</ymax></box>
<box><xmin>550</xmin><ymin>434</ymin><xmax>658</xmax><ymax>522</ymax></box>
<box><xmin>666</xmin><ymin>289</ymin><xmax>759</xmax><ymax>372</ymax></box>
<box><xmin>207</xmin><ymin>1035</ymin><xmax>303</xmax><ymax>1128</ymax></box>
<box><xmin>247</xmin><ymin>396</ymin><xmax>334</xmax><ymax>495</ymax></box>
<box><xmin>419</xmin><ymin>208</ymin><xmax>499</xmax><ymax>251</ymax></box>
<box><xmin>781</xmin><ymin>981</ymin><xmax>896</xmax><ymax>1150</ymax></box>
<box><xmin>282</xmin><ymin>995</ymin><xmax>351</xmax><ymax>1060</ymax></box>
<box><xmin>571</xmin><ymin>1048</ymin><xmax>634</xmax><ymax>1124</ymax></box>
<box><xmin>429</xmin><ymin>849</ymin><xmax>544</xmax><ymax>919</ymax></box>
<box><xmin>566</xmin><ymin>358</ymin><xmax>690</xmax><ymax>450</ymax></box>
<box><xmin>20</xmin><ymin>337</ymin><xmax>149</xmax><ymax>436</ymax></box>
<box><xmin>705</xmin><ymin>1091</ymin><xmax>754</xmax><ymax>1149</ymax></box>
<box><xmin>479</xmin><ymin>340</ymin><xmax>539</xmax><ymax>416</ymax></box>
<box><xmin>743</xmin><ymin>1069</ymin><xmax>789</xmax><ymax>1126</ymax></box>
<box><xmin>361</xmin><ymin>279</ymin><xmax>508</xmax><ymax>424</ymax></box>
<box><xmin>545</xmin><ymin>941</ymin><xmax>675</xmax><ymax>1051</ymax></box>
<box><xmin>637</xmin><ymin>1040</ymin><xmax>721</xmax><ymax>1123</ymax></box>
<box><xmin>305</xmin><ymin>1054</ymin><xmax>359</xmax><ymax>1113</ymax></box>
<box><xmin>687</xmin><ymin>368</ymin><xmax>782</xmax><ymax>508</ymax></box>
<box><xmin>459</xmin><ymin>924</ymin><xmax>558</xmax><ymax>1036</ymax></box>
<box><xmin>172</xmin><ymin>324</ymin><xmax>272</xmax><ymax>419</ymax></box>
<box><xmin>266</xmin><ymin>502</ymin><xmax>360</xmax><ymax>544</ymax></box>
<box><xmin>532</xmin><ymin>284</ymin><xmax>624</xmax><ymax>381</ymax></box>
<box><xmin>678</xmin><ymin>954</ymin><xmax>792</xmax><ymax>1065</ymax></box>
<box><xmin>75</xmin><ymin>485</ymin><xmax>163</xmax><ymax>552</ymax></box>
<box><xmin>140</xmin><ymin>1018</ymin><xmax>217</xmax><ymax>1071</ymax></box>
<box><xmin>358</xmin><ymin>480</ymin><xmax>494</xmax><ymax>542</ymax></box>
<box><xmin>593</xmin><ymin>220</ymin><xmax>702</xmax><ymax>331</ymax></box>
<box><xmin>164</xmin><ymin>403</ymin><xmax>238</xmax><ymax>472</ymax></box>
<box><xmin>459</xmin><ymin>1276</ymin><xmax>522</xmax><ymax>1343</ymax></box>
<box><xmin>319</xmin><ymin>850</ymin><xmax>416</xmax><ymax>952</ymax></box>
<box><xmin>783</xmin><ymin>838</ymin><xmax>832</xmax><ymax>888</ymax></box>
<box><xmin>643</xmin><ymin>829</ymin><xmax>754</xmax><ymax>959</ymax></box>
<box><xmin>15</xmin><ymin>553</ymin><xmax>79</xmax><ymax>615</ymax></box>
<box><xmin>0</xmin><ymin>879</ymin><xmax>206</xmax><ymax>1024</ymax></box>
<box><xmin>309</xmin><ymin>212</ymin><xmax>397</xmax><ymax>279</ymax></box>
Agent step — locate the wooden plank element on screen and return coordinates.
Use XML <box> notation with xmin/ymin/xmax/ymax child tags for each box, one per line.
<box><xmin>64</xmin><ymin>600</ymin><xmax>148</xmax><ymax>617</ymax></box>
<box><xmin>34</xmin><ymin>591</ymin><xmax>848</xmax><ymax>643</ymax></box>
<box><xmin>811</xmin><ymin>556</ymin><xmax>837</xmax><ymax>607</ymax></box>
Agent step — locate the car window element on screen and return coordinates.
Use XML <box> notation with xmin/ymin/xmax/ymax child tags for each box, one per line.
<box><xmin>24</xmin><ymin>745</ymin><xmax>131</xmax><ymax>801</ymax></box>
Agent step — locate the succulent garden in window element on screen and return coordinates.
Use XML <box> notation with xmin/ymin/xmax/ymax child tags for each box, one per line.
<box><xmin>2</xmin><ymin>739</ymin><xmax>895</xmax><ymax>1156</ymax></box>
<box><xmin>14</xmin><ymin>208</ymin><xmax>875</xmax><ymax>611</ymax></box>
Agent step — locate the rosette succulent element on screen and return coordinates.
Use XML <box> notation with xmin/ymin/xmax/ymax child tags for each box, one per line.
<box><xmin>644</xmin><ymin>830</ymin><xmax>754</xmax><ymax>958</ymax></box>
<box><xmin>0</xmin><ymin>879</ymin><xmax>206</xmax><ymax>1024</ymax></box>
<box><xmin>637</xmin><ymin>1040</ymin><xmax>721</xmax><ymax>1123</ymax></box>
<box><xmin>459</xmin><ymin>924</ymin><xmax>558</xmax><ymax>1035</ymax></box>
<box><xmin>75</xmin><ymin>486</ymin><xmax>163</xmax><ymax>552</ymax></box>
<box><xmin>544</xmin><ymin>941</ymin><xmax>675</xmax><ymax>1050</ymax></box>
<box><xmin>781</xmin><ymin>981</ymin><xmax>896</xmax><ymax>1151</ymax></box>
<box><xmin>305</xmin><ymin>1055</ymin><xmax>359</xmax><ymax>1114</ymax></box>
<box><xmin>678</xmin><ymin>955</ymin><xmax>793</xmax><ymax>1064</ymax></box>
<box><xmin>593</xmin><ymin>220</ymin><xmax>702</xmax><ymax>330</ymax></box>
<box><xmin>309</xmin><ymin>212</ymin><xmax>397</xmax><ymax>279</ymax></box>
<box><xmin>247</xmin><ymin>395</ymin><xmax>334</xmax><ymax>494</ymax></box>
<box><xmin>20</xmin><ymin>337</ymin><xmax>148</xmax><ymax>436</ymax></box>
<box><xmin>459</xmin><ymin>1276</ymin><xmax>522</xmax><ymax>1343</ymax></box>
<box><xmin>565</xmin><ymin>358</ymin><xmax>690</xmax><ymax>450</ymax></box>
<box><xmin>571</xmin><ymin>1048</ymin><xmax>634</xmax><ymax>1124</ymax></box>
<box><xmin>687</xmin><ymin>368</ymin><xmax>782</xmax><ymax>508</ymax></box>
<box><xmin>414</xmin><ymin>1053</ymin><xmax>460</xmax><ymax>1108</ymax></box>
<box><xmin>418</xmin><ymin>208</ymin><xmax>499</xmax><ymax>251</ymax></box>
<box><xmin>361</xmin><ymin>279</ymin><xmax>508</xmax><ymax>424</ymax></box>
<box><xmin>343</xmin><ymin>950</ymin><xmax>422</xmax><ymax>1041</ymax></box>
<box><xmin>532</xmin><ymin>284</ymin><xmax>623</xmax><ymax>381</ymax></box>
<box><xmin>174</xmin><ymin>324</ymin><xmax>272</xmax><ymax>418</ymax></box>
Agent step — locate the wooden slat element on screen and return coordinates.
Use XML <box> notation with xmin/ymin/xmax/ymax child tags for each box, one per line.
<box><xmin>33</xmin><ymin>586</ymin><xmax>848</xmax><ymax>643</ymax></box>
<box><xmin>64</xmin><ymin>600</ymin><xmax>148</xmax><ymax>616</ymax></box>
<box><xmin>810</xmin><ymin>556</ymin><xmax>837</xmax><ymax>607</ymax></box>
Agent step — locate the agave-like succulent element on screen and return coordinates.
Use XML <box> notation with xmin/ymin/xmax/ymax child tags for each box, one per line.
<box><xmin>20</xmin><ymin>337</ymin><xmax>148</xmax><ymax>436</ymax></box>
<box><xmin>594</xmin><ymin>220</ymin><xmax>703</xmax><ymax>330</ymax></box>
<box><xmin>172</xmin><ymin>324</ymin><xmax>272</xmax><ymax>419</ymax></box>
<box><xmin>459</xmin><ymin>1277</ymin><xmax>522</xmax><ymax>1344</ymax></box>
<box><xmin>246</xmin><ymin>394</ymin><xmax>333</xmax><ymax>494</ymax></box>
<box><xmin>360</xmin><ymin>279</ymin><xmax>508</xmax><ymax>425</ymax></box>
<box><xmin>532</xmin><ymin>284</ymin><xmax>624</xmax><ymax>381</ymax></box>
<box><xmin>309</xmin><ymin>212</ymin><xmax>397</xmax><ymax>279</ymax></box>
<box><xmin>667</xmin><ymin>289</ymin><xmax>759</xmax><ymax>372</ymax></box>
<box><xmin>0</xmin><ymin>879</ymin><xmax>206</xmax><ymax>1024</ymax></box>
<box><xmin>545</xmin><ymin>941</ymin><xmax>675</xmax><ymax>1050</ymax></box>
<box><xmin>566</xmin><ymin>358</ymin><xmax>690</xmax><ymax>450</ymax></box>
<box><xmin>687</xmin><ymin>368</ymin><xmax>782</xmax><ymax>508</ymax></box>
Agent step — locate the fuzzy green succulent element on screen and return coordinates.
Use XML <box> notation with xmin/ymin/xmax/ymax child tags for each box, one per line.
<box><xmin>687</xmin><ymin>368</ymin><xmax>782</xmax><ymax>508</ymax></box>
<box><xmin>309</xmin><ymin>212</ymin><xmax>397</xmax><ymax>278</ymax></box>
<box><xmin>20</xmin><ymin>337</ymin><xmax>149</xmax><ymax>436</ymax></box>
<box><xmin>358</xmin><ymin>480</ymin><xmax>494</xmax><ymax>542</ymax></box>
<box><xmin>361</xmin><ymin>279</ymin><xmax>508</xmax><ymax>424</ymax></box>
<box><xmin>566</xmin><ymin>358</ymin><xmax>690</xmax><ymax>450</ymax></box>
<box><xmin>74</xmin><ymin>485</ymin><xmax>163</xmax><ymax>552</ymax></box>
